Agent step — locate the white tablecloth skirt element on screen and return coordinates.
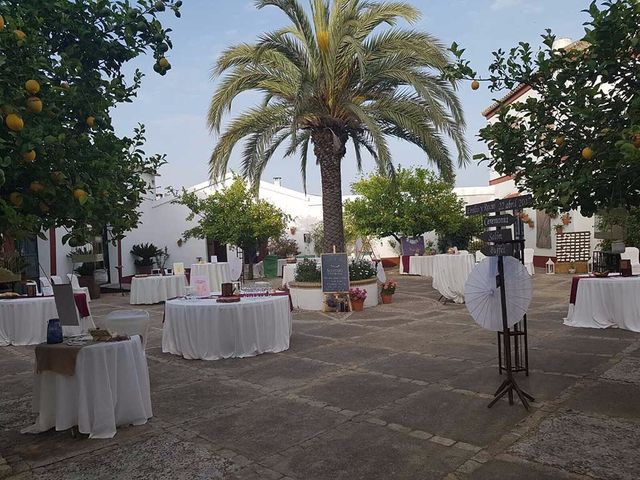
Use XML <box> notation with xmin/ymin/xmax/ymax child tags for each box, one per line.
<box><xmin>409</xmin><ymin>256</ymin><xmax>435</xmax><ymax>277</ymax></box>
<box><xmin>162</xmin><ymin>296</ymin><xmax>292</xmax><ymax>360</ymax></box>
<box><xmin>190</xmin><ymin>263</ymin><xmax>232</xmax><ymax>292</ymax></box>
<box><xmin>282</xmin><ymin>264</ymin><xmax>297</xmax><ymax>287</ymax></box>
<box><xmin>565</xmin><ymin>277</ymin><xmax>640</xmax><ymax>332</ymax></box>
<box><xmin>23</xmin><ymin>336</ymin><xmax>152</xmax><ymax>439</ymax></box>
<box><xmin>130</xmin><ymin>275</ymin><xmax>187</xmax><ymax>305</ymax></box>
<box><xmin>432</xmin><ymin>254</ymin><xmax>476</xmax><ymax>303</ymax></box>
<box><xmin>277</xmin><ymin>259</ymin><xmax>289</xmax><ymax>277</ymax></box>
<box><xmin>0</xmin><ymin>297</ymin><xmax>95</xmax><ymax>346</ymax></box>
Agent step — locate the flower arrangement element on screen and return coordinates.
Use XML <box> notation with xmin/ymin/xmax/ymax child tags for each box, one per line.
<box><xmin>349</xmin><ymin>287</ymin><xmax>367</xmax><ymax>302</ymax></box>
<box><xmin>381</xmin><ymin>280</ymin><xmax>397</xmax><ymax>295</ymax></box>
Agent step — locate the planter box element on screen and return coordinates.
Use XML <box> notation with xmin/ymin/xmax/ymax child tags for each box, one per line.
<box><xmin>70</xmin><ymin>253</ymin><xmax>103</xmax><ymax>263</ymax></box>
<box><xmin>289</xmin><ymin>278</ymin><xmax>379</xmax><ymax>311</ymax></box>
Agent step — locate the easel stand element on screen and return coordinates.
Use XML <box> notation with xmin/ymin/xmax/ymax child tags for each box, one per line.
<box><xmin>487</xmin><ymin>255</ymin><xmax>534</xmax><ymax>410</ymax></box>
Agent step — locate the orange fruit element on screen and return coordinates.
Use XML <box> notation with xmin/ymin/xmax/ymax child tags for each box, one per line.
<box><xmin>14</xmin><ymin>30</ymin><xmax>25</xmax><ymax>41</ymax></box>
<box><xmin>50</xmin><ymin>171</ymin><xmax>65</xmax><ymax>184</ymax></box>
<box><xmin>554</xmin><ymin>137</ymin><xmax>564</xmax><ymax>147</ymax></box>
<box><xmin>9</xmin><ymin>192</ymin><xmax>23</xmax><ymax>207</ymax></box>
<box><xmin>633</xmin><ymin>134</ymin><xmax>640</xmax><ymax>149</ymax></box>
<box><xmin>73</xmin><ymin>188</ymin><xmax>88</xmax><ymax>204</ymax></box>
<box><xmin>39</xmin><ymin>202</ymin><xmax>50</xmax><ymax>213</ymax></box>
<box><xmin>22</xmin><ymin>150</ymin><xmax>36</xmax><ymax>162</ymax></box>
<box><xmin>471</xmin><ymin>80</ymin><xmax>480</xmax><ymax>90</ymax></box>
<box><xmin>158</xmin><ymin>57</ymin><xmax>169</xmax><ymax>68</ymax></box>
<box><xmin>581</xmin><ymin>147</ymin><xmax>594</xmax><ymax>160</ymax></box>
<box><xmin>29</xmin><ymin>181</ymin><xmax>45</xmax><ymax>193</ymax></box>
<box><xmin>26</xmin><ymin>96</ymin><xmax>42</xmax><ymax>113</ymax></box>
<box><xmin>25</xmin><ymin>79</ymin><xmax>40</xmax><ymax>94</ymax></box>
<box><xmin>5</xmin><ymin>113</ymin><xmax>24</xmax><ymax>131</ymax></box>
<box><xmin>86</xmin><ymin>116</ymin><xmax>95</xmax><ymax>128</ymax></box>
<box><xmin>0</xmin><ymin>15</ymin><xmax>5</xmax><ymax>29</ymax></box>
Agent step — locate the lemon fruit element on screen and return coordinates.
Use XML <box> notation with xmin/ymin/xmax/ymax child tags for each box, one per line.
<box><xmin>582</xmin><ymin>147</ymin><xmax>594</xmax><ymax>160</ymax></box>
<box><xmin>73</xmin><ymin>188</ymin><xmax>88</xmax><ymax>204</ymax></box>
<box><xmin>158</xmin><ymin>57</ymin><xmax>169</xmax><ymax>68</ymax></box>
<box><xmin>50</xmin><ymin>171</ymin><xmax>65</xmax><ymax>184</ymax></box>
<box><xmin>29</xmin><ymin>181</ymin><xmax>44</xmax><ymax>193</ymax></box>
<box><xmin>25</xmin><ymin>79</ymin><xmax>40</xmax><ymax>94</ymax></box>
<box><xmin>554</xmin><ymin>137</ymin><xmax>565</xmax><ymax>147</ymax></box>
<box><xmin>26</xmin><ymin>96</ymin><xmax>42</xmax><ymax>113</ymax></box>
<box><xmin>9</xmin><ymin>192</ymin><xmax>23</xmax><ymax>207</ymax></box>
<box><xmin>86</xmin><ymin>116</ymin><xmax>95</xmax><ymax>128</ymax></box>
<box><xmin>0</xmin><ymin>15</ymin><xmax>5</xmax><ymax>29</ymax></box>
<box><xmin>5</xmin><ymin>113</ymin><xmax>24</xmax><ymax>131</ymax></box>
<box><xmin>14</xmin><ymin>30</ymin><xmax>26</xmax><ymax>41</ymax></box>
<box><xmin>633</xmin><ymin>134</ymin><xmax>640</xmax><ymax>149</ymax></box>
<box><xmin>471</xmin><ymin>80</ymin><xmax>480</xmax><ymax>90</ymax></box>
<box><xmin>22</xmin><ymin>150</ymin><xmax>36</xmax><ymax>162</ymax></box>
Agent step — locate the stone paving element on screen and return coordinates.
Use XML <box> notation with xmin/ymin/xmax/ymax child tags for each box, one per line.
<box><xmin>1</xmin><ymin>272</ymin><xmax>639</xmax><ymax>479</ymax></box>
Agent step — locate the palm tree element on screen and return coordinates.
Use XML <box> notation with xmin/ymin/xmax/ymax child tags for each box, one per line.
<box><xmin>208</xmin><ymin>0</ymin><xmax>468</xmax><ymax>252</ymax></box>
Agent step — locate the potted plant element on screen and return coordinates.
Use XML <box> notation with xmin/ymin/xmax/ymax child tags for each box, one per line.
<box><xmin>554</xmin><ymin>224</ymin><xmax>564</xmax><ymax>235</ymax></box>
<box><xmin>130</xmin><ymin>243</ymin><xmax>161</xmax><ymax>274</ymax></box>
<box><xmin>75</xmin><ymin>262</ymin><xmax>100</xmax><ymax>299</ymax></box>
<box><xmin>424</xmin><ymin>240</ymin><xmax>436</xmax><ymax>255</ymax></box>
<box><xmin>380</xmin><ymin>280</ymin><xmax>397</xmax><ymax>304</ymax></box>
<box><xmin>349</xmin><ymin>287</ymin><xmax>367</xmax><ymax>311</ymax></box>
<box><xmin>568</xmin><ymin>262</ymin><xmax>576</xmax><ymax>274</ymax></box>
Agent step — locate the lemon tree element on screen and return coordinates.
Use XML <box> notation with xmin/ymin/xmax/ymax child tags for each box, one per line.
<box><xmin>449</xmin><ymin>0</ymin><xmax>640</xmax><ymax>218</ymax></box>
<box><xmin>0</xmin><ymin>0</ymin><xmax>182</xmax><ymax>245</ymax></box>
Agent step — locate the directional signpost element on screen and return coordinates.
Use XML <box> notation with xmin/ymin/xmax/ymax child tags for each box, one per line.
<box><xmin>465</xmin><ymin>194</ymin><xmax>534</xmax><ymax>410</ymax></box>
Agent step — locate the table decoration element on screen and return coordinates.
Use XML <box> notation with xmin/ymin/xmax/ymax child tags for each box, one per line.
<box><xmin>349</xmin><ymin>287</ymin><xmax>367</xmax><ymax>311</ymax></box>
<box><xmin>380</xmin><ymin>280</ymin><xmax>397</xmax><ymax>304</ymax></box>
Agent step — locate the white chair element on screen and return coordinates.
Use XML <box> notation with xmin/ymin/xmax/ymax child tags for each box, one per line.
<box><xmin>50</xmin><ymin>275</ymin><xmax>63</xmax><ymax>285</ymax></box>
<box><xmin>475</xmin><ymin>251</ymin><xmax>486</xmax><ymax>263</ymax></box>
<box><xmin>621</xmin><ymin>247</ymin><xmax>640</xmax><ymax>275</ymax></box>
<box><xmin>458</xmin><ymin>250</ymin><xmax>469</xmax><ymax>255</ymax></box>
<box><xmin>39</xmin><ymin>276</ymin><xmax>54</xmax><ymax>296</ymax></box>
<box><xmin>102</xmin><ymin>310</ymin><xmax>151</xmax><ymax>349</ymax></box>
<box><xmin>524</xmin><ymin>248</ymin><xmax>535</xmax><ymax>276</ymax></box>
<box><xmin>67</xmin><ymin>273</ymin><xmax>91</xmax><ymax>302</ymax></box>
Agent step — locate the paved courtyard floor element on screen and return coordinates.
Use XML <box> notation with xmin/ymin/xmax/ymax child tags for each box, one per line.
<box><xmin>1</xmin><ymin>271</ymin><xmax>639</xmax><ymax>479</ymax></box>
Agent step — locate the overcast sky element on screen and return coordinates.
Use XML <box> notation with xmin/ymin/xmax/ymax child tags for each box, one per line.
<box><xmin>112</xmin><ymin>0</ymin><xmax>589</xmax><ymax>196</ymax></box>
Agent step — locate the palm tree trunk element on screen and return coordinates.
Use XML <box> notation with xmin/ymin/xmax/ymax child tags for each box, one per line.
<box><xmin>312</xmin><ymin>129</ymin><xmax>347</xmax><ymax>253</ymax></box>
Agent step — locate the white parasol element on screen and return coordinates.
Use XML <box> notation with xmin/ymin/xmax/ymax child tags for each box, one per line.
<box><xmin>464</xmin><ymin>256</ymin><xmax>533</xmax><ymax>331</ymax></box>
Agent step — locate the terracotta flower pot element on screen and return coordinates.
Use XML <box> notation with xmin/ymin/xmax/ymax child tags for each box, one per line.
<box><xmin>381</xmin><ymin>293</ymin><xmax>393</xmax><ymax>304</ymax></box>
<box><xmin>351</xmin><ymin>298</ymin><xmax>364</xmax><ymax>311</ymax></box>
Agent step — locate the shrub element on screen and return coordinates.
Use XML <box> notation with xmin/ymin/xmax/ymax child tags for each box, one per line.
<box><xmin>294</xmin><ymin>258</ymin><xmax>321</xmax><ymax>282</ymax></box>
<box><xmin>349</xmin><ymin>259</ymin><xmax>376</xmax><ymax>281</ymax></box>
<box><xmin>75</xmin><ymin>263</ymin><xmax>96</xmax><ymax>277</ymax></box>
<box><xmin>131</xmin><ymin>243</ymin><xmax>162</xmax><ymax>267</ymax></box>
<box><xmin>269</xmin><ymin>236</ymin><xmax>300</xmax><ymax>258</ymax></box>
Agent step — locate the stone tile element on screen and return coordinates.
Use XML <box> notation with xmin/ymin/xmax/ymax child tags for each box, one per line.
<box><xmin>363</xmin><ymin>352</ymin><xmax>475</xmax><ymax>383</ymax></box>
<box><xmin>528</xmin><ymin>350</ymin><xmax>607</xmax><ymax>375</ymax></box>
<box><xmin>300</xmin><ymin>323</ymin><xmax>373</xmax><ymax>339</ymax></box>
<box><xmin>379</xmin><ymin>386</ymin><xmax>529</xmax><ymax>447</ymax></box>
<box><xmin>0</xmin><ymin>397</ymin><xmax>36</xmax><ymax>431</ymax></box>
<box><xmin>299</xmin><ymin>343</ymin><xmax>393</xmax><ymax>366</ymax></box>
<box><xmin>189</xmin><ymin>397</ymin><xmax>345</xmax><ymax>460</ymax></box>
<box><xmin>601</xmin><ymin>357</ymin><xmax>640</xmax><ymax>384</ymax></box>
<box><xmin>29</xmin><ymin>433</ymin><xmax>231</xmax><ymax>479</ymax></box>
<box><xmin>402</xmin><ymin>321</ymin><xmax>476</xmax><ymax>339</ymax></box>
<box><xmin>0</xmin><ymin>354</ymin><xmax>33</xmax><ymax>377</ymax></box>
<box><xmin>147</xmin><ymin>359</ymin><xmax>204</xmax><ymax>391</ymax></box>
<box><xmin>447</xmin><ymin>366</ymin><xmax>577</xmax><ymax>401</ymax></box>
<box><xmin>295</xmin><ymin>371</ymin><xmax>421</xmax><ymax>412</ymax></box>
<box><xmin>152</xmin><ymin>379</ymin><xmax>262</xmax><ymax>424</ymax></box>
<box><xmin>510</xmin><ymin>412</ymin><xmax>640</xmax><ymax>480</ymax></box>
<box><xmin>270</xmin><ymin>422</ymin><xmax>472</xmax><ymax>480</ymax></box>
<box><xmin>238</xmin><ymin>356</ymin><xmax>335</xmax><ymax>391</ymax></box>
<box><xmin>0</xmin><ymin>375</ymin><xmax>32</xmax><ymax>404</ymax></box>
<box><xmin>469</xmin><ymin>459</ymin><xmax>579</xmax><ymax>479</ymax></box>
<box><xmin>532</xmin><ymin>335</ymin><xmax>633</xmax><ymax>356</ymax></box>
<box><xmin>282</xmin><ymin>333</ymin><xmax>336</xmax><ymax>354</ymax></box>
<box><xmin>348</xmin><ymin>317</ymin><xmax>415</xmax><ymax>328</ymax></box>
<box><xmin>417</xmin><ymin>341</ymin><xmax>500</xmax><ymax>363</ymax></box>
<box><xmin>564</xmin><ymin>380</ymin><xmax>640</xmax><ymax>420</ymax></box>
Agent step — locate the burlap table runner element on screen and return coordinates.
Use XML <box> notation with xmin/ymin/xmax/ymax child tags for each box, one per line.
<box><xmin>35</xmin><ymin>342</ymin><xmax>96</xmax><ymax>376</ymax></box>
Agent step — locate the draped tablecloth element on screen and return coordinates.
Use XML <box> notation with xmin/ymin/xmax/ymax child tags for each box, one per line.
<box><xmin>23</xmin><ymin>336</ymin><xmax>152</xmax><ymax>439</ymax></box>
<box><xmin>409</xmin><ymin>255</ymin><xmax>435</xmax><ymax>277</ymax></box>
<box><xmin>0</xmin><ymin>295</ymin><xmax>94</xmax><ymax>346</ymax></box>
<box><xmin>564</xmin><ymin>276</ymin><xmax>640</xmax><ymax>332</ymax></box>
<box><xmin>282</xmin><ymin>264</ymin><xmax>297</xmax><ymax>287</ymax></box>
<box><xmin>190</xmin><ymin>263</ymin><xmax>232</xmax><ymax>292</ymax></box>
<box><xmin>432</xmin><ymin>254</ymin><xmax>476</xmax><ymax>304</ymax></box>
<box><xmin>277</xmin><ymin>259</ymin><xmax>290</xmax><ymax>277</ymax></box>
<box><xmin>129</xmin><ymin>274</ymin><xmax>187</xmax><ymax>305</ymax></box>
<box><xmin>162</xmin><ymin>296</ymin><xmax>292</xmax><ymax>360</ymax></box>
<box><xmin>400</xmin><ymin>255</ymin><xmax>410</xmax><ymax>274</ymax></box>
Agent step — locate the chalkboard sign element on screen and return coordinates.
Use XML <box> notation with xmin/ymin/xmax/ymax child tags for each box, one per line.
<box><xmin>321</xmin><ymin>253</ymin><xmax>350</xmax><ymax>293</ymax></box>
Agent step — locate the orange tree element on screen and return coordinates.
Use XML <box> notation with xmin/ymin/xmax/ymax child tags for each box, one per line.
<box><xmin>0</xmin><ymin>0</ymin><xmax>181</xmax><ymax>246</ymax></box>
<box><xmin>447</xmin><ymin>0</ymin><xmax>640</xmax><ymax>218</ymax></box>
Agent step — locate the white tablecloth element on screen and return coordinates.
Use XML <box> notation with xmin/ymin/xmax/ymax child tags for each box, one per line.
<box><xmin>277</xmin><ymin>259</ymin><xmax>290</xmax><ymax>277</ymax></box>
<box><xmin>130</xmin><ymin>275</ymin><xmax>186</xmax><ymax>305</ymax></box>
<box><xmin>432</xmin><ymin>254</ymin><xmax>476</xmax><ymax>303</ymax></box>
<box><xmin>190</xmin><ymin>263</ymin><xmax>232</xmax><ymax>292</ymax></box>
<box><xmin>409</xmin><ymin>255</ymin><xmax>435</xmax><ymax>277</ymax></box>
<box><xmin>162</xmin><ymin>296</ymin><xmax>292</xmax><ymax>360</ymax></box>
<box><xmin>0</xmin><ymin>296</ymin><xmax>95</xmax><ymax>346</ymax></box>
<box><xmin>565</xmin><ymin>277</ymin><xmax>640</xmax><ymax>332</ymax></box>
<box><xmin>282</xmin><ymin>264</ymin><xmax>297</xmax><ymax>287</ymax></box>
<box><xmin>23</xmin><ymin>336</ymin><xmax>152</xmax><ymax>439</ymax></box>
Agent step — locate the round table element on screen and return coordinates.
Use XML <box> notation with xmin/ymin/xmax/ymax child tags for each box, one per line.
<box><xmin>0</xmin><ymin>296</ymin><xmax>94</xmax><ymax>346</ymax></box>
<box><xmin>23</xmin><ymin>336</ymin><xmax>152</xmax><ymax>439</ymax></box>
<box><xmin>565</xmin><ymin>276</ymin><xmax>640</xmax><ymax>332</ymax></box>
<box><xmin>409</xmin><ymin>255</ymin><xmax>435</xmax><ymax>277</ymax></box>
<box><xmin>162</xmin><ymin>296</ymin><xmax>292</xmax><ymax>360</ymax></box>
<box><xmin>432</xmin><ymin>253</ymin><xmax>476</xmax><ymax>303</ymax></box>
<box><xmin>282</xmin><ymin>264</ymin><xmax>297</xmax><ymax>287</ymax></box>
<box><xmin>129</xmin><ymin>274</ymin><xmax>187</xmax><ymax>305</ymax></box>
<box><xmin>190</xmin><ymin>263</ymin><xmax>232</xmax><ymax>292</ymax></box>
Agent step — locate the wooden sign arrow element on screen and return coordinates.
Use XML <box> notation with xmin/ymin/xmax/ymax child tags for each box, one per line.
<box><xmin>481</xmin><ymin>243</ymin><xmax>514</xmax><ymax>257</ymax></box>
<box><xmin>480</xmin><ymin>229</ymin><xmax>513</xmax><ymax>243</ymax></box>
<box><xmin>465</xmin><ymin>194</ymin><xmax>534</xmax><ymax>216</ymax></box>
<box><xmin>483</xmin><ymin>214</ymin><xmax>515</xmax><ymax>228</ymax></box>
